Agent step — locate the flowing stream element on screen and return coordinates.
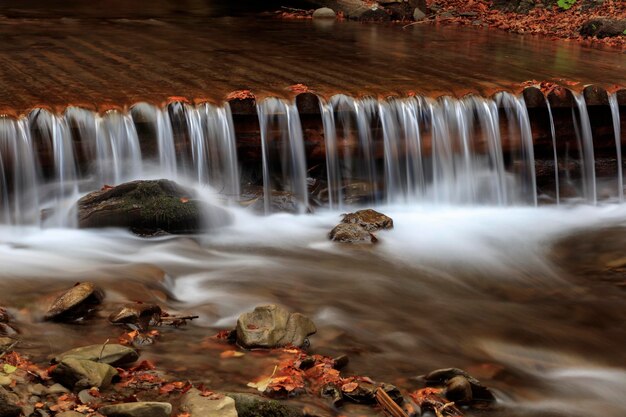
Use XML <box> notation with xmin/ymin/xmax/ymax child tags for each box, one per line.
<box><xmin>0</xmin><ymin>92</ymin><xmax>624</xmax><ymax>416</ymax></box>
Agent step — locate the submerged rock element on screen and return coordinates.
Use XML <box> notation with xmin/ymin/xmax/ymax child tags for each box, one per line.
<box><xmin>236</xmin><ymin>305</ymin><xmax>316</xmax><ymax>349</ymax></box>
<box><xmin>54</xmin><ymin>344</ymin><xmax>139</xmax><ymax>367</ymax></box>
<box><xmin>328</xmin><ymin>223</ymin><xmax>377</xmax><ymax>244</ymax></box>
<box><xmin>413</xmin><ymin>7</ymin><xmax>426</xmax><ymax>20</ymax></box>
<box><xmin>99</xmin><ymin>402</ymin><xmax>172</xmax><ymax>417</ymax></box>
<box><xmin>77</xmin><ymin>179</ymin><xmax>231</xmax><ymax>235</ymax></box>
<box><xmin>52</xmin><ymin>358</ymin><xmax>118</xmax><ymax>390</ymax></box>
<box><xmin>312</xmin><ymin>7</ymin><xmax>336</xmax><ymax>19</ymax></box>
<box><xmin>108</xmin><ymin>303</ymin><xmax>162</xmax><ymax>327</ymax></box>
<box><xmin>341</xmin><ymin>209</ymin><xmax>393</xmax><ymax>231</ymax></box>
<box><xmin>44</xmin><ymin>282</ymin><xmax>104</xmax><ymax>322</ymax></box>
<box><xmin>181</xmin><ymin>388</ymin><xmax>237</xmax><ymax>417</ymax></box>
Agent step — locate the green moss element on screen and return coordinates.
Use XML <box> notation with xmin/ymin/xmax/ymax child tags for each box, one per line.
<box><xmin>118</xmin><ymin>181</ymin><xmax>201</xmax><ymax>229</ymax></box>
<box><xmin>237</xmin><ymin>400</ymin><xmax>297</xmax><ymax>417</ymax></box>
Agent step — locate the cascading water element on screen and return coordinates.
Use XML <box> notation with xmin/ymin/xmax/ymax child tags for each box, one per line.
<box><xmin>545</xmin><ymin>97</ymin><xmax>560</xmax><ymax>204</ymax></box>
<box><xmin>0</xmin><ymin>93</ymin><xmax>623</xmax><ymax>225</ymax></box>
<box><xmin>609</xmin><ymin>93</ymin><xmax>623</xmax><ymax>202</ymax></box>
<box><xmin>257</xmin><ymin>98</ymin><xmax>309</xmax><ymax>214</ymax></box>
<box><xmin>572</xmin><ymin>93</ymin><xmax>597</xmax><ymax>204</ymax></box>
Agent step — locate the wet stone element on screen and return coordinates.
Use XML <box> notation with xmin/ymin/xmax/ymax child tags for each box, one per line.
<box><xmin>54</xmin><ymin>344</ymin><xmax>139</xmax><ymax>366</ymax></box>
<box><xmin>99</xmin><ymin>402</ymin><xmax>172</xmax><ymax>417</ymax></box>
<box><xmin>108</xmin><ymin>303</ymin><xmax>162</xmax><ymax>327</ymax></box>
<box><xmin>0</xmin><ymin>387</ymin><xmax>21</xmax><ymax>417</ymax></box>
<box><xmin>424</xmin><ymin>368</ymin><xmax>496</xmax><ymax>404</ymax></box>
<box><xmin>328</xmin><ymin>223</ymin><xmax>377</xmax><ymax>244</ymax></box>
<box><xmin>181</xmin><ymin>388</ymin><xmax>237</xmax><ymax>417</ymax></box>
<box><xmin>51</xmin><ymin>358</ymin><xmax>118</xmax><ymax>390</ymax></box>
<box><xmin>56</xmin><ymin>412</ymin><xmax>88</xmax><ymax>417</ymax></box>
<box><xmin>445</xmin><ymin>375</ymin><xmax>473</xmax><ymax>403</ymax></box>
<box><xmin>236</xmin><ymin>305</ymin><xmax>316</xmax><ymax>349</ymax></box>
<box><xmin>312</xmin><ymin>7</ymin><xmax>336</xmax><ymax>19</ymax></box>
<box><xmin>226</xmin><ymin>392</ymin><xmax>302</xmax><ymax>417</ymax></box>
<box><xmin>44</xmin><ymin>282</ymin><xmax>104</xmax><ymax>322</ymax></box>
<box><xmin>341</xmin><ymin>209</ymin><xmax>393</xmax><ymax>232</ymax></box>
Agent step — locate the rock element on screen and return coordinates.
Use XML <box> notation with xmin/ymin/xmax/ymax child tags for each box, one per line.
<box><xmin>360</xmin><ymin>8</ymin><xmax>391</xmax><ymax>22</ymax></box>
<box><xmin>445</xmin><ymin>375</ymin><xmax>473</xmax><ymax>403</ymax></box>
<box><xmin>77</xmin><ymin>179</ymin><xmax>232</xmax><ymax>235</ymax></box>
<box><xmin>0</xmin><ymin>386</ymin><xmax>21</xmax><ymax>417</ymax></box>
<box><xmin>236</xmin><ymin>305</ymin><xmax>316</xmax><ymax>349</ymax></box>
<box><xmin>108</xmin><ymin>303</ymin><xmax>162</xmax><ymax>327</ymax></box>
<box><xmin>0</xmin><ymin>338</ymin><xmax>16</xmax><ymax>351</ymax></box>
<box><xmin>328</xmin><ymin>223</ymin><xmax>377</xmax><ymax>244</ymax></box>
<box><xmin>580</xmin><ymin>18</ymin><xmax>626</xmax><ymax>38</ymax></box>
<box><xmin>0</xmin><ymin>309</ymin><xmax>9</xmax><ymax>323</ymax></box>
<box><xmin>0</xmin><ymin>326</ymin><xmax>16</xmax><ymax>337</ymax></box>
<box><xmin>413</xmin><ymin>7</ymin><xmax>426</xmax><ymax>20</ymax></box>
<box><xmin>47</xmin><ymin>383</ymin><xmax>70</xmax><ymax>394</ymax></box>
<box><xmin>424</xmin><ymin>368</ymin><xmax>496</xmax><ymax>404</ymax></box>
<box><xmin>226</xmin><ymin>392</ymin><xmax>301</xmax><ymax>417</ymax></box>
<box><xmin>242</xmin><ymin>188</ymin><xmax>311</xmax><ymax>214</ymax></box>
<box><xmin>181</xmin><ymin>388</ymin><xmax>237</xmax><ymax>417</ymax></box>
<box><xmin>54</xmin><ymin>344</ymin><xmax>139</xmax><ymax>366</ymax></box>
<box><xmin>341</xmin><ymin>209</ymin><xmax>393</xmax><ymax>231</ymax></box>
<box><xmin>99</xmin><ymin>402</ymin><xmax>172</xmax><ymax>417</ymax></box>
<box><xmin>51</xmin><ymin>358</ymin><xmax>118</xmax><ymax>390</ymax></box>
<box><xmin>44</xmin><ymin>282</ymin><xmax>104</xmax><ymax>322</ymax></box>
<box><xmin>312</xmin><ymin>7</ymin><xmax>336</xmax><ymax>19</ymax></box>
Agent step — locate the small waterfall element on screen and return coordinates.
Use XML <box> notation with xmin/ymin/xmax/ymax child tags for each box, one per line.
<box><xmin>497</xmin><ymin>92</ymin><xmax>537</xmax><ymax>206</ymax></box>
<box><xmin>0</xmin><ymin>91</ymin><xmax>623</xmax><ymax>226</ymax></box>
<box><xmin>572</xmin><ymin>93</ymin><xmax>597</xmax><ymax>204</ymax></box>
<box><xmin>545</xmin><ymin>98</ymin><xmax>560</xmax><ymax>204</ymax></box>
<box><xmin>257</xmin><ymin>98</ymin><xmax>309</xmax><ymax>214</ymax></box>
<box><xmin>609</xmin><ymin>93</ymin><xmax>623</xmax><ymax>202</ymax></box>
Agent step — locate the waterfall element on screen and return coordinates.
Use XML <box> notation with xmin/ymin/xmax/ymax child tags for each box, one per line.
<box><xmin>545</xmin><ymin>98</ymin><xmax>560</xmax><ymax>204</ymax></box>
<box><xmin>572</xmin><ymin>93</ymin><xmax>597</xmax><ymax>204</ymax></box>
<box><xmin>257</xmin><ymin>98</ymin><xmax>309</xmax><ymax>214</ymax></box>
<box><xmin>609</xmin><ymin>93</ymin><xmax>623</xmax><ymax>202</ymax></box>
<box><xmin>0</xmin><ymin>92</ymin><xmax>623</xmax><ymax>226</ymax></box>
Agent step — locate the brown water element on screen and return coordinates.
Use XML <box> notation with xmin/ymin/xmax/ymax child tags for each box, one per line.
<box><xmin>0</xmin><ymin>17</ymin><xmax>625</xmax><ymax>114</ymax></box>
<box><xmin>1</xmin><ymin>204</ymin><xmax>625</xmax><ymax>416</ymax></box>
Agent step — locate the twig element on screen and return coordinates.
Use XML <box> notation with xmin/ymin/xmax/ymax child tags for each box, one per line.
<box><xmin>402</xmin><ymin>16</ymin><xmax>437</xmax><ymax>29</ymax></box>
<box><xmin>0</xmin><ymin>340</ymin><xmax>19</xmax><ymax>358</ymax></box>
<box><xmin>159</xmin><ymin>315</ymin><xmax>199</xmax><ymax>321</ymax></box>
<box><xmin>280</xmin><ymin>6</ymin><xmax>311</xmax><ymax>13</ymax></box>
<box><xmin>376</xmin><ymin>387</ymin><xmax>409</xmax><ymax>417</ymax></box>
<box><xmin>98</xmin><ymin>338</ymin><xmax>110</xmax><ymax>362</ymax></box>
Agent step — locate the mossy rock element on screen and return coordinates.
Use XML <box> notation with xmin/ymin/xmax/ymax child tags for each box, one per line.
<box><xmin>77</xmin><ymin>179</ymin><xmax>231</xmax><ymax>235</ymax></box>
<box><xmin>225</xmin><ymin>393</ymin><xmax>301</xmax><ymax>417</ymax></box>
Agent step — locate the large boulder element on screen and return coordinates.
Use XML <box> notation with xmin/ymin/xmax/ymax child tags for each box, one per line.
<box><xmin>54</xmin><ymin>344</ymin><xmax>139</xmax><ymax>367</ymax></box>
<box><xmin>341</xmin><ymin>209</ymin><xmax>393</xmax><ymax>231</ymax></box>
<box><xmin>51</xmin><ymin>358</ymin><xmax>118</xmax><ymax>390</ymax></box>
<box><xmin>99</xmin><ymin>402</ymin><xmax>172</xmax><ymax>417</ymax></box>
<box><xmin>44</xmin><ymin>282</ymin><xmax>104</xmax><ymax>322</ymax></box>
<box><xmin>77</xmin><ymin>179</ymin><xmax>231</xmax><ymax>235</ymax></box>
<box><xmin>181</xmin><ymin>388</ymin><xmax>237</xmax><ymax>417</ymax></box>
<box><xmin>236</xmin><ymin>305</ymin><xmax>316</xmax><ymax>349</ymax></box>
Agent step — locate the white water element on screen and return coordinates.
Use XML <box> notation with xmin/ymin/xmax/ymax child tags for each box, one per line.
<box><xmin>609</xmin><ymin>93</ymin><xmax>623</xmax><ymax>202</ymax></box>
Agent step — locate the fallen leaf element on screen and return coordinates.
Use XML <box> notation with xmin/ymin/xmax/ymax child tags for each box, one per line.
<box><xmin>220</xmin><ymin>350</ymin><xmax>245</xmax><ymax>359</ymax></box>
<box><xmin>247</xmin><ymin>365</ymin><xmax>277</xmax><ymax>392</ymax></box>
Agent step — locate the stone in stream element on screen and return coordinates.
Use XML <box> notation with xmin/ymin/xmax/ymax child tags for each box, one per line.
<box><xmin>76</xmin><ymin>179</ymin><xmax>232</xmax><ymax>235</ymax></box>
<box><xmin>226</xmin><ymin>392</ymin><xmax>303</xmax><ymax>417</ymax></box>
<box><xmin>413</xmin><ymin>7</ymin><xmax>427</xmax><ymax>20</ymax></box>
<box><xmin>181</xmin><ymin>388</ymin><xmax>237</xmax><ymax>417</ymax></box>
<box><xmin>580</xmin><ymin>18</ymin><xmax>626</xmax><ymax>38</ymax></box>
<box><xmin>51</xmin><ymin>358</ymin><xmax>118</xmax><ymax>390</ymax></box>
<box><xmin>341</xmin><ymin>381</ymin><xmax>402</xmax><ymax>405</ymax></box>
<box><xmin>312</xmin><ymin>7</ymin><xmax>336</xmax><ymax>19</ymax></box>
<box><xmin>44</xmin><ymin>282</ymin><xmax>104</xmax><ymax>322</ymax></box>
<box><xmin>0</xmin><ymin>386</ymin><xmax>21</xmax><ymax>417</ymax></box>
<box><xmin>54</xmin><ymin>344</ymin><xmax>139</xmax><ymax>367</ymax></box>
<box><xmin>236</xmin><ymin>305</ymin><xmax>316</xmax><ymax>349</ymax></box>
<box><xmin>99</xmin><ymin>402</ymin><xmax>172</xmax><ymax>417</ymax></box>
<box><xmin>108</xmin><ymin>303</ymin><xmax>162</xmax><ymax>327</ymax></box>
<box><xmin>445</xmin><ymin>375</ymin><xmax>473</xmax><ymax>404</ymax></box>
<box><xmin>424</xmin><ymin>368</ymin><xmax>496</xmax><ymax>404</ymax></box>
<box><xmin>341</xmin><ymin>209</ymin><xmax>393</xmax><ymax>232</ymax></box>
<box><xmin>328</xmin><ymin>223</ymin><xmax>378</xmax><ymax>244</ymax></box>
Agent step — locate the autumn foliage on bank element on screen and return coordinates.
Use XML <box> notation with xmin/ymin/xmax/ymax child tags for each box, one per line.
<box><xmin>425</xmin><ymin>0</ymin><xmax>626</xmax><ymax>49</ymax></box>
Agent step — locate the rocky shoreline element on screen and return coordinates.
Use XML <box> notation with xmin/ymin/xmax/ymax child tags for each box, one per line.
<box><xmin>0</xmin><ymin>279</ymin><xmax>498</xmax><ymax>417</ymax></box>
